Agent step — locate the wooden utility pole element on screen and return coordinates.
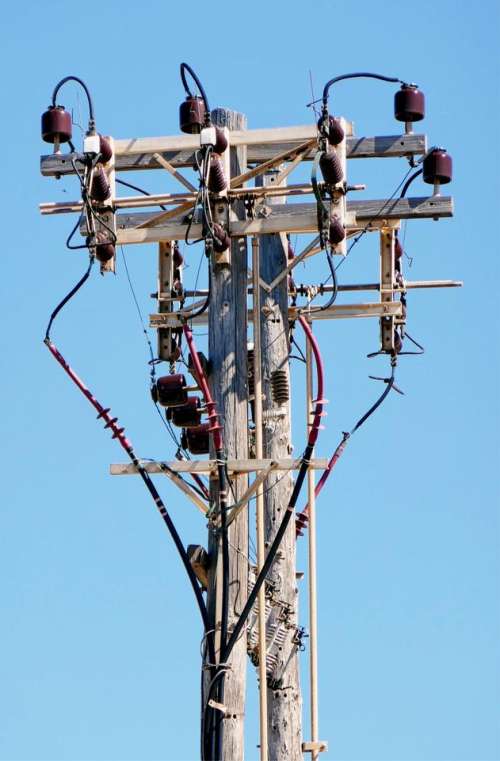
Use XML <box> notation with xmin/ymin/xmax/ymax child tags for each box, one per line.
<box><xmin>257</xmin><ymin>172</ymin><xmax>302</xmax><ymax>760</ymax></box>
<box><xmin>204</xmin><ymin>108</ymin><xmax>249</xmax><ymax>761</ymax></box>
<box><xmin>41</xmin><ymin>92</ymin><xmax>456</xmax><ymax>761</ymax></box>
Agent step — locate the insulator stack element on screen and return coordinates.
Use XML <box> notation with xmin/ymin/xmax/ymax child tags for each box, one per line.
<box><xmin>173</xmin><ymin>244</ymin><xmax>184</xmax><ymax>267</ymax></box>
<box><xmin>214</xmin><ymin>127</ymin><xmax>228</xmax><ymax>154</ymax></box>
<box><xmin>423</xmin><ymin>148</ymin><xmax>453</xmax><ymax>185</ymax></box>
<box><xmin>41</xmin><ymin>105</ymin><xmax>72</xmax><ymax>144</ymax></box>
<box><xmin>394</xmin><ymin>330</ymin><xmax>403</xmax><ymax>354</ymax></box>
<box><xmin>155</xmin><ymin>374</ymin><xmax>188</xmax><ymax>407</ymax></box>
<box><xmin>328</xmin><ymin>214</ymin><xmax>345</xmax><ymax>245</ymax></box>
<box><xmin>295</xmin><ymin>510</ymin><xmax>308</xmax><ymax>536</ymax></box>
<box><xmin>183</xmin><ymin>423</ymin><xmax>210</xmax><ymax>455</ymax></box>
<box><xmin>179</xmin><ymin>95</ymin><xmax>206</xmax><ymax>134</ymax></box>
<box><xmin>287</xmin><ymin>241</ymin><xmax>295</xmax><ymax>260</ymax></box>
<box><xmin>395</xmin><ymin>236</ymin><xmax>403</xmax><ymax>260</ymax></box>
<box><xmin>318</xmin><ymin>115</ymin><xmax>345</xmax><ymax>146</ymax></box>
<box><xmin>98</xmin><ymin>135</ymin><xmax>113</xmax><ymax>164</ymax></box>
<box><xmin>271</xmin><ymin>368</ymin><xmax>289</xmax><ymax>405</ymax></box>
<box><xmin>95</xmin><ymin>232</ymin><xmax>115</xmax><ymax>263</ymax></box>
<box><xmin>394</xmin><ymin>84</ymin><xmax>425</xmax><ymax>123</ymax></box>
<box><xmin>90</xmin><ymin>167</ymin><xmax>111</xmax><ymax>202</ymax></box>
<box><xmin>208</xmin><ymin>155</ymin><xmax>227</xmax><ymax>193</ymax></box>
<box><xmin>212</xmin><ymin>223</ymin><xmax>231</xmax><ymax>253</ymax></box>
<box><xmin>167</xmin><ymin>397</ymin><xmax>202</xmax><ymax>428</ymax></box>
<box><xmin>319</xmin><ymin>151</ymin><xmax>343</xmax><ymax>185</ymax></box>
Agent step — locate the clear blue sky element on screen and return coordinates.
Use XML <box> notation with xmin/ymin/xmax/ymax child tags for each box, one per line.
<box><xmin>1</xmin><ymin>1</ymin><xmax>498</xmax><ymax>759</ymax></box>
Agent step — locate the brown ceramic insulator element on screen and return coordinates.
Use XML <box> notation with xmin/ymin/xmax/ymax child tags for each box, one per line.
<box><xmin>41</xmin><ymin>105</ymin><xmax>72</xmax><ymax>143</ymax></box>
<box><xmin>394</xmin><ymin>85</ymin><xmax>425</xmax><ymax>122</ymax></box>
<box><xmin>208</xmin><ymin>155</ymin><xmax>227</xmax><ymax>193</ymax></box>
<box><xmin>395</xmin><ymin>236</ymin><xmax>403</xmax><ymax>259</ymax></box>
<box><xmin>423</xmin><ymin>148</ymin><xmax>452</xmax><ymax>185</ymax></box>
<box><xmin>173</xmin><ymin>244</ymin><xmax>183</xmax><ymax>268</ymax></box>
<box><xmin>95</xmin><ymin>239</ymin><xmax>115</xmax><ymax>263</ymax></box>
<box><xmin>185</xmin><ymin>423</ymin><xmax>211</xmax><ymax>455</ymax></box>
<box><xmin>287</xmin><ymin>241</ymin><xmax>295</xmax><ymax>260</ymax></box>
<box><xmin>98</xmin><ymin>135</ymin><xmax>113</xmax><ymax>164</ymax></box>
<box><xmin>167</xmin><ymin>397</ymin><xmax>202</xmax><ymax>428</ymax></box>
<box><xmin>90</xmin><ymin>167</ymin><xmax>111</xmax><ymax>202</ymax></box>
<box><xmin>179</xmin><ymin>96</ymin><xmax>206</xmax><ymax>134</ymax></box>
<box><xmin>214</xmin><ymin>127</ymin><xmax>228</xmax><ymax>154</ymax></box>
<box><xmin>328</xmin><ymin>214</ymin><xmax>346</xmax><ymax>245</ymax></box>
<box><xmin>212</xmin><ymin>223</ymin><xmax>231</xmax><ymax>254</ymax></box>
<box><xmin>317</xmin><ymin>115</ymin><xmax>345</xmax><ymax>146</ymax></box>
<box><xmin>320</xmin><ymin>151</ymin><xmax>343</xmax><ymax>185</ymax></box>
<box><xmin>394</xmin><ymin>330</ymin><xmax>403</xmax><ymax>354</ymax></box>
<box><xmin>271</xmin><ymin>369</ymin><xmax>289</xmax><ymax>405</ymax></box>
<box><xmin>156</xmin><ymin>374</ymin><xmax>187</xmax><ymax>407</ymax></box>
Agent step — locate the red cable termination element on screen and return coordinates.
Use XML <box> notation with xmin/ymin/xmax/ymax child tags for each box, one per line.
<box><xmin>182</xmin><ymin>323</ymin><xmax>223</xmax><ymax>452</ymax></box>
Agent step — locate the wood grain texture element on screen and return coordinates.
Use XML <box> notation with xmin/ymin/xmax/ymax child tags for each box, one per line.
<box><xmin>206</xmin><ymin>108</ymin><xmax>249</xmax><ymax>761</ymax></box>
<box><xmin>40</xmin><ymin>133</ymin><xmax>426</xmax><ymax>176</ymax></box>
<box><xmin>110</xmin><ymin>196</ymin><xmax>452</xmax><ymax>245</ymax></box>
<box><xmin>257</xmin><ymin>171</ymin><xmax>302</xmax><ymax>760</ymax></box>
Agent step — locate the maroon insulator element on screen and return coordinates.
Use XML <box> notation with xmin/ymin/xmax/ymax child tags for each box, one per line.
<box><xmin>287</xmin><ymin>241</ymin><xmax>294</xmax><ymax>260</ymax></box>
<box><xmin>394</xmin><ymin>84</ymin><xmax>425</xmax><ymax>123</ymax></box>
<box><xmin>167</xmin><ymin>397</ymin><xmax>202</xmax><ymax>428</ymax></box>
<box><xmin>317</xmin><ymin>115</ymin><xmax>345</xmax><ymax>146</ymax></box>
<box><xmin>172</xmin><ymin>278</ymin><xmax>183</xmax><ymax>297</ymax></box>
<box><xmin>98</xmin><ymin>135</ymin><xmax>113</xmax><ymax>164</ymax></box>
<box><xmin>156</xmin><ymin>374</ymin><xmax>187</xmax><ymax>407</ymax></box>
<box><xmin>328</xmin><ymin>214</ymin><xmax>345</xmax><ymax>245</ymax></box>
<box><xmin>184</xmin><ymin>423</ymin><xmax>211</xmax><ymax>455</ymax></box>
<box><xmin>95</xmin><ymin>239</ymin><xmax>115</xmax><ymax>263</ymax></box>
<box><xmin>91</xmin><ymin>167</ymin><xmax>111</xmax><ymax>202</ymax></box>
<box><xmin>173</xmin><ymin>244</ymin><xmax>183</xmax><ymax>267</ymax></box>
<box><xmin>41</xmin><ymin>105</ymin><xmax>72</xmax><ymax>144</ymax></box>
<box><xmin>395</xmin><ymin>236</ymin><xmax>403</xmax><ymax>259</ymax></box>
<box><xmin>212</xmin><ymin>223</ymin><xmax>231</xmax><ymax>254</ymax></box>
<box><xmin>394</xmin><ymin>330</ymin><xmax>403</xmax><ymax>354</ymax></box>
<box><xmin>320</xmin><ymin>151</ymin><xmax>343</xmax><ymax>185</ymax></box>
<box><xmin>208</xmin><ymin>156</ymin><xmax>227</xmax><ymax>193</ymax></box>
<box><xmin>423</xmin><ymin>148</ymin><xmax>452</xmax><ymax>185</ymax></box>
<box><xmin>179</xmin><ymin>95</ymin><xmax>206</xmax><ymax>134</ymax></box>
<box><xmin>214</xmin><ymin>127</ymin><xmax>228</xmax><ymax>154</ymax></box>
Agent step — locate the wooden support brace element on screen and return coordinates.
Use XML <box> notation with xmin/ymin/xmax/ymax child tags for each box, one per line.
<box><xmin>302</xmin><ymin>741</ymin><xmax>328</xmax><ymax>753</ymax></box>
<box><xmin>110</xmin><ymin>458</ymin><xmax>329</xmax><ymax>476</ymax></box>
<box><xmin>226</xmin><ymin>462</ymin><xmax>279</xmax><ymax>527</ymax></box>
<box><xmin>158</xmin><ymin>463</ymin><xmax>207</xmax><ymax>515</ymax></box>
<box><xmin>152</xmin><ymin>152</ymin><xmax>197</xmax><ymax>192</ymax></box>
<box><xmin>40</xmin><ymin>130</ymin><xmax>426</xmax><ymax>176</ymax></box>
<box><xmin>230</xmin><ymin>138</ymin><xmax>316</xmax><ymax>188</ymax></box>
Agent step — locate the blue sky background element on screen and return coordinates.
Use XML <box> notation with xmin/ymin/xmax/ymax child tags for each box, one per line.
<box><xmin>1</xmin><ymin>1</ymin><xmax>498</xmax><ymax>759</ymax></box>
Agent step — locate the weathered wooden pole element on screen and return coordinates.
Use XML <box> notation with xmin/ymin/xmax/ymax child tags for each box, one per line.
<box><xmin>258</xmin><ymin>169</ymin><xmax>302</xmax><ymax>759</ymax></box>
<box><xmin>203</xmin><ymin>108</ymin><xmax>249</xmax><ymax>761</ymax></box>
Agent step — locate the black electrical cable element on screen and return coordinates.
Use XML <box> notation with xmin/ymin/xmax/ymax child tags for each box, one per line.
<box><xmin>115</xmin><ymin>178</ymin><xmax>168</xmax><ymax>211</ymax></box>
<box><xmin>352</xmin><ymin>364</ymin><xmax>395</xmax><ymax>434</ymax></box>
<box><xmin>321</xmin><ymin>71</ymin><xmax>404</xmax><ymax>107</ymax></box>
<box><xmin>43</xmin><ymin>258</ymin><xmax>215</xmax><ymax>673</ymax></box>
<box><xmin>51</xmin><ymin>76</ymin><xmax>95</xmax><ymax>131</ymax></box>
<box><xmin>45</xmin><ymin>255</ymin><xmax>94</xmax><ymax>340</ymax></box>
<box><xmin>221</xmin><ymin>318</ymin><xmax>323</xmax><ymax>667</ymax></box>
<box><xmin>180</xmin><ymin>62</ymin><xmax>211</xmax><ymax>115</ymax></box>
<box><xmin>400</xmin><ymin>168</ymin><xmax>423</xmax><ymax>199</ymax></box>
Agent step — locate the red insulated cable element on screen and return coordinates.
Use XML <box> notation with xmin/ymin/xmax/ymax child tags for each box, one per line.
<box><xmin>298</xmin><ymin>314</ymin><xmax>325</xmax><ymax>449</ymax></box>
<box><xmin>45</xmin><ymin>339</ymin><xmax>133</xmax><ymax>454</ymax></box>
<box><xmin>182</xmin><ymin>322</ymin><xmax>223</xmax><ymax>452</ymax></box>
